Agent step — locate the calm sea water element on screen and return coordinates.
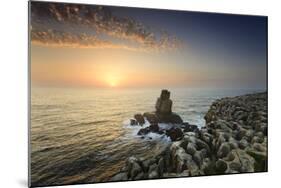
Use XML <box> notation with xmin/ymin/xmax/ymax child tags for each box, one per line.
<box><xmin>30</xmin><ymin>87</ymin><xmax>263</xmax><ymax>185</ymax></box>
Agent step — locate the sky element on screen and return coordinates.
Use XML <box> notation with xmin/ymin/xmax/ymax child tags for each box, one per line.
<box><xmin>30</xmin><ymin>1</ymin><xmax>267</xmax><ymax>89</ymax></box>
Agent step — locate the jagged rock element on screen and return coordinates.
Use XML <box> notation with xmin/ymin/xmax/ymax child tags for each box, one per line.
<box><xmin>193</xmin><ymin>151</ymin><xmax>203</xmax><ymax>167</ymax></box>
<box><xmin>115</xmin><ymin>92</ymin><xmax>267</xmax><ymax>180</ymax></box>
<box><xmin>142</xmin><ymin>158</ymin><xmax>156</xmax><ymax>172</ymax></box>
<box><xmin>252</xmin><ymin>143</ymin><xmax>265</xmax><ymax>152</ymax></box>
<box><xmin>158</xmin><ymin>112</ymin><xmax>183</xmax><ymax>124</ymax></box>
<box><xmin>255</xmin><ymin>131</ymin><xmax>264</xmax><ymax>139</ymax></box>
<box><xmin>130</xmin><ymin>119</ymin><xmax>137</xmax><ymax>126</ymax></box>
<box><xmin>187</xmin><ymin>160</ymin><xmax>200</xmax><ymax>176</ymax></box>
<box><xmin>262</xmin><ymin>126</ymin><xmax>268</xmax><ymax>136</ymax></box>
<box><xmin>143</xmin><ymin>90</ymin><xmax>183</xmax><ymax>124</ymax></box>
<box><xmin>235</xmin><ymin>128</ymin><xmax>247</xmax><ymax>140</ymax></box>
<box><xmin>137</xmin><ymin>123</ymin><xmax>163</xmax><ymax>136</ymax></box>
<box><xmin>228</xmin><ymin>137</ymin><xmax>239</xmax><ymax>149</ymax></box>
<box><xmin>200</xmin><ymin>132</ymin><xmax>213</xmax><ymax>145</ymax></box>
<box><xmin>126</xmin><ymin>157</ymin><xmax>142</xmax><ymax>179</ymax></box>
<box><xmin>215</xmin><ymin>159</ymin><xmax>227</xmax><ymax>173</ymax></box>
<box><xmin>158</xmin><ymin>157</ymin><xmax>164</xmax><ymax>177</ymax></box>
<box><xmin>148</xmin><ymin>163</ymin><xmax>159</xmax><ymax>179</ymax></box>
<box><xmin>173</xmin><ymin>147</ymin><xmax>193</xmax><ymax>173</ymax></box>
<box><xmin>201</xmin><ymin>158</ymin><xmax>213</xmax><ymax>174</ymax></box>
<box><xmin>166</xmin><ymin>127</ymin><xmax>183</xmax><ymax>141</ymax></box>
<box><xmin>143</xmin><ymin>112</ymin><xmax>159</xmax><ymax>124</ymax></box>
<box><xmin>150</xmin><ymin>123</ymin><xmax>159</xmax><ymax>133</ymax></box>
<box><xmin>137</xmin><ymin>127</ymin><xmax>150</xmax><ymax>136</ymax></box>
<box><xmin>245</xmin><ymin>129</ymin><xmax>255</xmax><ymax>141</ymax></box>
<box><xmin>204</xmin><ymin>110</ymin><xmax>217</xmax><ymax>123</ymax></box>
<box><xmin>182</xmin><ymin>122</ymin><xmax>199</xmax><ymax>133</ymax></box>
<box><xmin>195</xmin><ymin>139</ymin><xmax>210</xmax><ymax>153</ymax></box>
<box><xmin>246</xmin><ymin>148</ymin><xmax>267</xmax><ymax>171</ymax></box>
<box><xmin>238</xmin><ymin>139</ymin><xmax>249</xmax><ymax>149</ymax></box>
<box><xmin>251</xmin><ymin>136</ymin><xmax>264</xmax><ymax>144</ymax></box>
<box><xmin>134</xmin><ymin>114</ymin><xmax>145</xmax><ymax>125</ymax></box>
<box><xmin>230</xmin><ymin>149</ymin><xmax>255</xmax><ymax>172</ymax></box>
<box><xmin>155</xmin><ymin>89</ymin><xmax>172</xmax><ymax>114</ymax></box>
<box><xmin>134</xmin><ymin>172</ymin><xmax>144</xmax><ymax>180</ymax></box>
<box><xmin>111</xmin><ymin>172</ymin><xmax>128</xmax><ymax>181</ymax></box>
<box><xmin>217</xmin><ymin>142</ymin><xmax>231</xmax><ymax>158</ymax></box>
<box><xmin>162</xmin><ymin>173</ymin><xmax>180</xmax><ymax>178</ymax></box>
<box><xmin>186</xmin><ymin>142</ymin><xmax>197</xmax><ymax>155</ymax></box>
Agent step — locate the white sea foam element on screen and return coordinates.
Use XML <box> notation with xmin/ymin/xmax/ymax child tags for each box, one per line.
<box><xmin>123</xmin><ymin>118</ymin><xmax>174</xmax><ymax>143</ymax></box>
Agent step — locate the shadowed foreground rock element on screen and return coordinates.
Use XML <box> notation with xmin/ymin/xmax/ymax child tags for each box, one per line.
<box><xmin>111</xmin><ymin>92</ymin><xmax>267</xmax><ymax>181</ymax></box>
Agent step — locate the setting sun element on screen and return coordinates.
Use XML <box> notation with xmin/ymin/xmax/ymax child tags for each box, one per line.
<box><xmin>109</xmin><ymin>81</ymin><xmax>117</xmax><ymax>87</ymax></box>
<box><xmin>106</xmin><ymin>74</ymin><xmax>120</xmax><ymax>87</ymax></box>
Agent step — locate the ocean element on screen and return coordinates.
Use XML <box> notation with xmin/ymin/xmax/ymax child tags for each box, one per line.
<box><xmin>30</xmin><ymin>87</ymin><xmax>264</xmax><ymax>186</ymax></box>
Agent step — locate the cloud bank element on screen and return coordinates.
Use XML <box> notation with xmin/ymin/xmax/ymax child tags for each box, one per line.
<box><xmin>30</xmin><ymin>2</ymin><xmax>183</xmax><ymax>52</ymax></box>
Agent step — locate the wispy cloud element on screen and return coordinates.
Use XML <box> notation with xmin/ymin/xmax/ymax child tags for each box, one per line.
<box><xmin>30</xmin><ymin>2</ymin><xmax>183</xmax><ymax>52</ymax></box>
<box><xmin>31</xmin><ymin>28</ymin><xmax>144</xmax><ymax>51</ymax></box>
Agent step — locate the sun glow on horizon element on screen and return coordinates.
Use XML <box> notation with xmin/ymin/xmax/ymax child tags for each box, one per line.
<box><xmin>105</xmin><ymin>74</ymin><xmax>121</xmax><ymax>88</ymax></box>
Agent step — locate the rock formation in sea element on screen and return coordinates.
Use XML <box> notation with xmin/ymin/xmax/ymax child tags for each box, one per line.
<box><xmin>111</xmin><ymin>91</ymin><xmax>268</xmax><ymax>181</ymax></box>
<box><xmin>130</xmin><ymin>89</ymin><xmax>184</xmax><ymax>141</ymax></box>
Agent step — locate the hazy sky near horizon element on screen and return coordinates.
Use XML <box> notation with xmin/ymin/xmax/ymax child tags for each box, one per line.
<box><xmin>30</xmin><ymin>2</ymin><xmax>267</xmax><ymax>89</ymax></box>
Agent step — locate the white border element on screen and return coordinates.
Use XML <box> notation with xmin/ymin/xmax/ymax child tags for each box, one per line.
<box><xmin>1</xmin><ymin>0</ymin><xmax>280</xmax><ymax>188</ymax></box>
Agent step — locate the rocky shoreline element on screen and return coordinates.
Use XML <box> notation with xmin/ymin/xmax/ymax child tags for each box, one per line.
<box><xmin>111</xmin><ymin>91</ymin><xmax>268</xmax><ymax>181</ymax></box>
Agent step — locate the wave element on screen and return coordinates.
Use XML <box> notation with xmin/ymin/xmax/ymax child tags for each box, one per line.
<box><xmin>77</xmin><ymin>120</ymin><xmax>110</xmax><ymax>126</ymax></box>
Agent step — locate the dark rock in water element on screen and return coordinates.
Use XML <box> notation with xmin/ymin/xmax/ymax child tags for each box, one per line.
<box><xmin>150</xmin><ymin>123</ymin><xmax>159</xmax><ymax>133</ymax></box>
<box><xmin>143</xmin><ymin>112</ymin><xmax>159</xmax><ymax>124</ymax></box>
<box><xmin>156</xmin><ymin>89</ymin><xmax>172</xmax><ymax>115</ymax></box>
<box><xmin>166</xmin><ymin>127</ymin><xmax>183</xmax><ymax>141</ymax></box>
<box><xmin>137</xmin><ymin>127</ymin><xmax>150</xmax><ymax>136</ymax></box>
<box><xmin>130</xmin><ymin>119</ymin><xmax>137</xmax><ymax>126</ymax></box>
<box><xmin>137</xmin><ymin>123</ymin><xmax>163</xmax><ymax>136</ymax></box>
<box><xmin>157</xmin><ymin>112</ymin><xmax>183</xmax><ymax>124</ymax></box>
<box><xmin>142</xmin><ymin>90</ymin><xmax>183</xmax><ymax>124</ymax></box>
<box><xmin>182</xmin><ymin>122</ymin><xmax>199</xmax><ymax>133</ymax></box>
<box><xmin>134</xmin><ymin>114</ymin><xmax>145</xmax><ymax>125</ymax></box>
<box><xmin>143</xmin><ymin>111</ymin><xmax>183</xmax><ymax>124</ymax></box>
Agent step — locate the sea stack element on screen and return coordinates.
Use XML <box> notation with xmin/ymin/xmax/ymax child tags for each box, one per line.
<box><xmin>154</xmin><ymin>89</ymin><xmax>183</xmax><ymax>124</ymax></box>
<box><xmin>133</xmin><ymin>89</ymin><xmax>183</xmax><ymax>126</ymax></box>
<box><xmin>155</xmin><ymin>89</ymin><xmax>173</xmax><ymax>115</ymax></box>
